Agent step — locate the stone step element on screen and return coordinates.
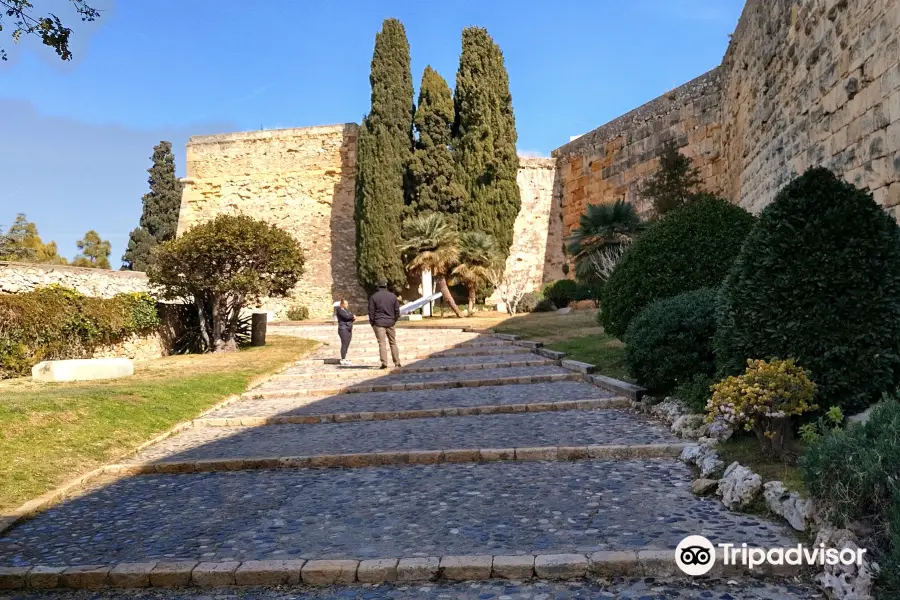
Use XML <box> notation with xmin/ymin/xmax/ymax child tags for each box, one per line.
<box><xmin>120</xmin><ymin>410</ymin><xmax>680</xmax><ymax>465</ymax></box>
<box><xmin>272</xmin><ymin>356</ymin><xmax>556</xmax><ymax>380</ymax></box>
<box><xmin>0</xmin><ymin>460</ymin><xmax>798</xmax><ymax>573</ymax></box>
<box><xmin>194</xmin><ymin>398</ymin><xmax>630</xmax><ymax>426</ymax></box>
<box><xmin>208</xmin><ymin>381</ymin><xmax>618</xmax><ymax>420</ymax></box>
<box><xmin>245</xmin><ymin>367</ymin><xmax>582</xmax><ymax>398</ymax></box>
<box><xmin>299</xmin><ymin>346</ymin><xmax>528</xmax><ymax>365</ymax></box>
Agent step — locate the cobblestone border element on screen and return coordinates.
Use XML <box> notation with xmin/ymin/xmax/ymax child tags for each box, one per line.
<box><xmin>0</xmin><ymin>343</ymin><xmax>323</xmax><ymax>537</ymax></box>
<box><xmin>104</xmin><ymin>443</ymin><xmax>691</xmax><ymax>475</ymax></box>
<box><xmin>270</xmin><ymin>359</ymin><xmax>556</xmax><ymax>381</ymax></box>
<box><xmin>243</xmin><ymin>372</ymin><xmax>584</xmax><ymax>398</ymax></box>
<box><xmin>192</xmin><ymin>397</ymin><xmax>631</xmax><ymax>427</ymax></box>
<box><xmin>0</xmin><ymin>549</ymin><xmax>798</xmax><ymax>590</ymax></box>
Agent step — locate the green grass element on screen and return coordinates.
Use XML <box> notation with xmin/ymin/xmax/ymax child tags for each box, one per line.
<box><xmin>717</xmin><ymin>435</ymin><xmax>807</xmax><ymax>495</ymax></box>
<box><xmin>491</xmin><ymin>309</ymin><xmax>628</xmax><ymax>380</ymax></box>
<box><xmin>0</xmin><ymin>337</ymin><xmax>316</xmax><ymax>512</ymax></box>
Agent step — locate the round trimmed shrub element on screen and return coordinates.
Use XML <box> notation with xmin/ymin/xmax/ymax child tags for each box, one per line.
<box><xmin>534</xmin><ymin>298</ymin><xmax>557</xmax><ymax>312</ymax></box>
<box><xmin>715</xmin><ymin>167</ymin><xmax>900</xmax><ymax>413</ymax></box>
<box><xmin>517</xmin><ymin>291</ymin><xmax>541</xmax><ymax>313</ymax></box>
<box><xmin>600</xmin><ymin>196</ymin><xmax>755</xmax><ymax>339</ymax></box>
<box><xmin>543</xmin><ymin>279</ymin><xmax>577</xmax><ymax>308</ymax></box>
<box><xmin>624</xmin><ymin>288</ymin><xmax>717</xmax><ymax>393</ymax></box>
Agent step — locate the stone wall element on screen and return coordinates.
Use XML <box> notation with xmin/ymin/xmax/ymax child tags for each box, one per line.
<box><xmin>720</xmin><ymin>0</ymin><xmax>900</xmax><ymax>214</ymax></box>
<box><xmin>553</xmin><ymin>0</ymin><xmax>900</xmax><ymax>226</ymax></box>
<box><xmin>177</xmin><ymin>124</ymin><xmax>367</xmax><ymax>319</ymax></box>
<box><xmin>92</xmin><ymin>332</ymin><xmax>166</xmax><ymax>362</ymax></box>
<box><xmin>553</xmin><ymin>70</ymin><xmax>725</xmax><ymax>233</ymax></box>
<box><xmin>0</xmin><ymin>261</ymin><xmax>151</xmax><ymax>297</ymax></box>
<box><xmin>489</xmin><ymin>157</ymin><xmax>566</xmax><ymax>300</ymax></box>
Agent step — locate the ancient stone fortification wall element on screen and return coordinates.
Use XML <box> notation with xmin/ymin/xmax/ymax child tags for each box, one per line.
<box><xmin>553</xmin><ymin>0</ymin><xmax>900</xmax><ymax>227</ymax></box>
<box><xmin>492</xmin><ymin>157</ymin><xmax>566</xmax><ymax>297</ymax></box>
<box><xmin>177</xmin><ymin>124</ymin><xmax>367</xmax><ymax>318</ymax></box>
<box><xmin>720</xmin><ymin>0</ymin><xmax>900</xmax><ymax>214</ymax></box>
<box><xmin>0</xmin><ymin>261</ymin><xmax>151</xmax><ymax>297</ymax></box>
<box><xmin>552</xmin><ymin>70</ymin><xmax>725</xmax><ymax>233</ymax></box>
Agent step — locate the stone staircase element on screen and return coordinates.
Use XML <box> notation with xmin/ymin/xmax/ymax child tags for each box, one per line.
<box><xmin>0</xmin><ymin>325</ymin><xmax>821</xmax><ymax>598</ymax></box>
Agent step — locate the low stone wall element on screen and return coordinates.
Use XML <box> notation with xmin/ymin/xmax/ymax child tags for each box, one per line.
<box><xmin>91</xmin><ymin>333</ymin><xmax>167</xmax><ymax>362</ymax></box>
<box><xmin>0</xmin><ymin>262</ymin><xmax>151</xmax><ymax>298</ymax></box>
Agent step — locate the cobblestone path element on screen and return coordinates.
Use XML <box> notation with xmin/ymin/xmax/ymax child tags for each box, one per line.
<box><xmin>0</xmin><ymin>326</ymin><xmax>817</xmax><ymax>598</ymax></box>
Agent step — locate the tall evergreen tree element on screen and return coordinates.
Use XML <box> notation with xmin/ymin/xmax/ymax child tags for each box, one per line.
<box><xmin>453</xmin><ymin>27</ymin><xmax>521</xmax><ymax>258</ymax></box>
<box><xmin>408</xmin><ymin>66</ymin><xmax>464</xmax><ymax>220</ymax></box>
<box><xmin>123</xmin><ymin>141</ymin><xmax>184</xmax><ymax>271</ymax></box>
<box><xmin>0</xmin><ymin>214</ymin><xmax>66</xmax><ymax>264</ymax></box>
<box><xmin>354</xmin><ymin>18</ymin><xmax>414</xmax><ymax>291</ymax></box>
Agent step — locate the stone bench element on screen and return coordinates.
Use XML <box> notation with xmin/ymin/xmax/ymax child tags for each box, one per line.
<box><xmin>32</xmin><ymin>358</ymin><xmax>134</xmax><ymax>383</ymax></box>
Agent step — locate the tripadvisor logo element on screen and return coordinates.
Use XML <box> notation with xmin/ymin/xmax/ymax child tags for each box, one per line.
<box><xmin>674</xmin><ymin>535</ymin><xmax>868</xmax><ymax>575</ymax></box>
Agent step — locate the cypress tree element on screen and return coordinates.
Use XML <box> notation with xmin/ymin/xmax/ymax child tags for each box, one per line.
<box><xmin>354</xmin><ymin>18</ymin><xmax>414</xmax><ymax>291</ymax></box>
<box><xmin>123</xmin><ymin>141</ymin><xmax>184</xmax><ymax>271</ymax></box>
<box><xmin>408</xmin><ymin>66</ymin><xmax>464</xmax><ymax>220</ymax></box>
<box><xmin>453</xmin><ymin>27</ymin><xmax>521</xmax><ymax>257</ymax></box>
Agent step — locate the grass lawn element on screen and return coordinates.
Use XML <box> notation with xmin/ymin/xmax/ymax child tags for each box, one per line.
<box><xmin>0</xmin><ymin>336</ymin><xmax>316</xmax><ymax>513</ymax></box>
<box><xmin>717</xmin><ymin>435</ymin><xmax>807</xmax><ymax>495</ymax></box>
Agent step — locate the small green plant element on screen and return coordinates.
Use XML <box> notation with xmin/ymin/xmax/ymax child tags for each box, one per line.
<box><xmin>799</xmin><ymin>406</ymin><xmax>844</xmax><ymax>444</ymax></box>
<box><xmin>286</xmin><ymin>305</ymin><xmax>310</xmax><ymax>321</ymax></box>
<box><xmin>674</xmin><ymin>374</ymin><xmax>716</xmax><ymax>414</ymax></box>
<box><xmin>708</xmin><ymin>358</ymin><xmax>818</xmax><ymax>457</ymax></box>
<box><xmin>543</xmin><ymin>279</ymin><xmax>577</xmax><ymax>309</ymax></box>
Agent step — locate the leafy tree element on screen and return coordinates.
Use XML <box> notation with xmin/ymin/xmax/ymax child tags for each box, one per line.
<box><xmin>148</xmin><ymin>215</ymin><xmax>305</xmax><ymax>353</ymax></box>
<box><xmin>123</xmin><ymin>141</ymin><xmax>184</xmax><ymax>271</ymax></box>
<box><xmin>407</xmin><ymin>66</ymin><xmax>465</xmax><ymax>220</ymax></box>
<box><xmin>399</xmin><ymin>212</ymin><xmax>463</xmax><ymax>318</ymax></box>
<box><xmin>565</xmin><ymin>200</ymin><xmax>642</xmax><ymax>282</ymax></box>
<box><xmin>72</xmin><ymin>229</ymin><xmax>110</xmax><ymax>269</ymax></box>
<box><xmin>0</xmin><ymin>0</ymin><xmax>99</xmax><ymax>61</ymax></box>
<box><xmin>355</xmin><ymin>18</ymin><xmax>414</xmax><ymax>291</ymax></box>
<box><xmin>454</xmin><ymin>26</ymin><xmax>521</xmax><ymax>257</ymax></box>
<box><xmin>451</xmin><ymin>231</ymin><xmax>499</xmax><ymax>314</ymax></box>
<box><xmin>641</xmin><ymin>141</ymin><xmax>703</xmax><ymax>216</ymax></box>
<box><xmin>0</xmin><ymin>214</ymin><xmax>66</xmax><ymax>263</ymax></box>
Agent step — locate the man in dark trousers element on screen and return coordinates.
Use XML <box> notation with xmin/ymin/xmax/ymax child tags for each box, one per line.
<box><xmin>368</xmin><ymin>280</ymin><xmax>401</xmax><ymax>369</ymax></box>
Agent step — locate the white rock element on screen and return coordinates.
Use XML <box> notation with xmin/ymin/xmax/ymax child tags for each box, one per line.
<box><xmin>717</xmin><ymin>462</ymin><xmax>762</xmax><ymax>510</ymax></box>
<box><xmin>671</xmin><ymin>414</ymin><xmax>709</xmax><ymax>439</ymax></box>
<box><xmin>814</xmin><ymin>526</ymin><xmax>876</xmax><ymax>600</ymax></box>
<box><xmin>650</xmin><ymin>399</ymin><xmax>688</xmax><ymax>425</ymax></box>
<box><xmin>698</xmin><ymin>453</ymin><xmax>725</xmax><ymax>478</ymax></box>
<box><xmin>706</xmin><ymin>418</ymin><xmax>734</xmax><ymax>442</ymax></box>
<box><xmin>762</xmin><ymin>481</ymin><xmax>815</xmax><ymax>531</ymax></box>
<box><xmin>847</xmin><ymin>405</ymin><xmax>875</xmax><ymax>425</ymax></box>
<box><xmin>32</xmin><ymin>358</ymin><xmax>134</xmax><ymax>382</ymax></box>
<box><xmin>555</xmin><ymin>307</ymin><xmax>572</xmax><ymax>315</ymax></box>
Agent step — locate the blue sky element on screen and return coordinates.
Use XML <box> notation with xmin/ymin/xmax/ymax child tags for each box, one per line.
<box><xmin>0</xmin><ymin>0</ymin><xmax>745</xmax><ymax>264</ymax></box>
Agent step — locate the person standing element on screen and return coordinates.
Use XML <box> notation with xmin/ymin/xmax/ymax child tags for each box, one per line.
<box><xmin>335</xmin><ymin>299</ymin><xmax>355</xmax><ymax>365</ymax></box>
<box><xmin>368</xmin><ymin>280</ymin><xmax>401</xmax><ymax>369</ymax></box>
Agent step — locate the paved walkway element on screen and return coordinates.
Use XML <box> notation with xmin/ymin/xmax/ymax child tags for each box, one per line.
<box><xmin>0</xmin><ymin>325</ymin><xmax>819</xmax><ymax>598</ymax></box>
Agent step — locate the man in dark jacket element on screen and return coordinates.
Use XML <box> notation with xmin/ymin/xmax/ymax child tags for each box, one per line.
<box><xmin>368</xmin><ymin>280</ymin><xmax>401</xmax><ymax>369</ymax></box>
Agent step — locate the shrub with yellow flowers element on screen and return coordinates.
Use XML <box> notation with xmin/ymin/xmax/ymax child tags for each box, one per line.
<box><xmin>707</xmin><ymin>358</ymin><xmax>818</xmax><ymax>457</ymax></box>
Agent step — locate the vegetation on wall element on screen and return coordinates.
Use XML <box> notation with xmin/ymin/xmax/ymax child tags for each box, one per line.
<box><xmin>354</xmin><ymin>18</ymin><xmax>414</xmax><ymax>292</ymax></box>
<box><xmin>454</xmin><ymin>26</ymin><xmax>521</xmax><ymax>258</ymax></box>
<box><xmin>148</xmin><ymin>215</ymin><xmax>305</xmax><ymax>353</ymax></box>
<box><xmin>0</xmin><ymin>286</ymin><xmax>158</xmax><ymax>378</ymax></box>
<box><xmin>601</xmin><ymin>195</ymin><xmax>755</xmax><ymax>339</ymax></box>
<box><xmin>715</xmin><ymin>167</ymin><xmax>900</xmax><ymax>414</ymax></box>
<box><xmin>123</xmin><ymin>141</ymin><xmax>185</xmax><ymax>272</ymax></box>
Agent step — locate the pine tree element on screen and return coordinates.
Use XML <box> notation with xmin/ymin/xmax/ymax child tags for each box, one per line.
<box><xmin>453</xmin><ymin>27</ymin><xmax>521</xmax><ymax>258</ymax></box>
<box><xmin>0</xmin><ymin>214</ymin><xmax>66</xmax><ymax>264</ymax></box>
<box><xmin>640</xmin><ymin>141</ymin><xmax>703</xmax><ymax>217</ymax></box>
<box><xmin>354</xmin><ymin>18</ymin><xmax>414</xmax><ymax>291</ymax></box>
<box><xmin>73</xmin><ymin>230</ymin><xmax>111</xmax><ymax>269</ymax></box>
<box><xmin>408</xmin><ymin>66</ymin><xmax>464</xmax><ymax>220</ymax></box>
<box><xmin>123</xmin><ymin>141</ymin><xmax>184</xmax><ymax>271</ymax></box>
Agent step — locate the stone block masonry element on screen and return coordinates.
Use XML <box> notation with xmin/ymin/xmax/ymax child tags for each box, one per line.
<box><xmin>0</xmin><ymin>261</ymin><xmax>151</xmax><ymax>297</ymax></box>
<box><xmin>553</xmin><ymin>0</ymin><xmax>900</xmax><ymax>227</ymax></box>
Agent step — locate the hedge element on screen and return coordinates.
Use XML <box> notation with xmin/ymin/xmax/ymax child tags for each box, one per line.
<box><xmin>543</xmin><ymin>279</ymin><xmax>577</xmax><ymax>309</ymax></box>
<box><xmin>623</xmin><ymin>288</ymin><xmax>717</xmax><ymax>395</ymax></box>
<box><xmin>600</xmin><ymin>196</ymin><xmax>755</xmax><ymax>339</ymax></box>
<box><xmin>0</xmin><ymin>285</ymin><xmax>159</xmax><ymax>378</ymax></box>
<box><xmin>715</xmin><ymin>167</ymin><xmax>900</xmax><ymax>413</ymax></box>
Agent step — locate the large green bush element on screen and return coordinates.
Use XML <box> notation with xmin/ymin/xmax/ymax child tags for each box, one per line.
<box><xmin>543</xmin><ymin>279</ymin><xmax>577</xmax><ymax>309</ymax></box>
<box><xmin>624</xmin><ymin>288</ymin><xmax>717</xmax><ymax>394</ymax></box>
<box><xmin>0</xmin><ymin>286</ymin><xmax>159</xmax><ymax>378</ymax></box>
<box><xmin>600</xmin><ymin>196</ymin><xmax>755</xmax><ymax>339</ymax></box>
<box><xmin>715</xmin><ymin>167</ymin><xmax>900</xmax><ymax>413</ymax></box>
<box><xmin>800</xmin><ymin>399</ymin><xmax>900</xmax><ymax>598</ymax></box>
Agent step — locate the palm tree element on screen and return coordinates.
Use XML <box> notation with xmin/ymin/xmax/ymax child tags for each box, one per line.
<box><xmin>399</xmin><ymin>212</ymin><xmax>463</xmax><ymax>318</ymax></box>
<box><xmin>566</xmin><ymin>200</ymin><xmax>643</xmax><ymax>282</ymax></box>
<box><xmin>452</xmin><ymin>231</ymin><xmax>500</xmax><ymax>314</ymax></box>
